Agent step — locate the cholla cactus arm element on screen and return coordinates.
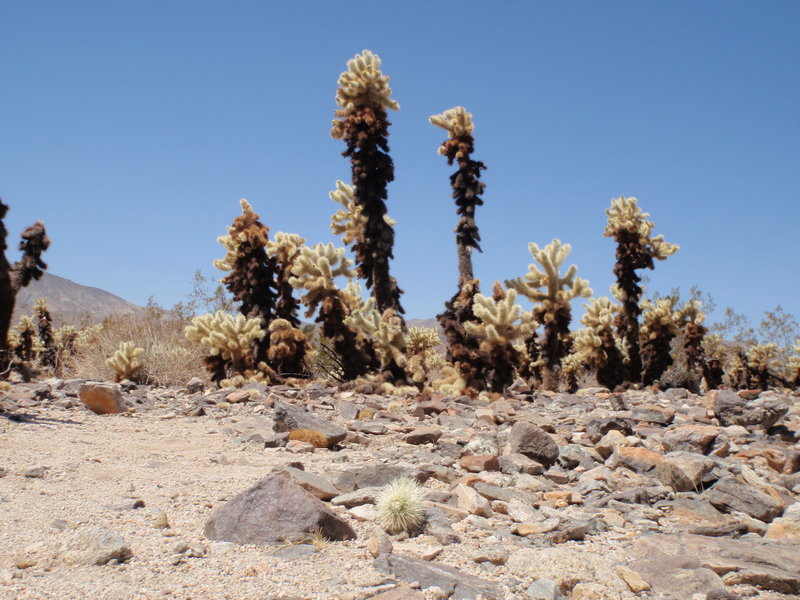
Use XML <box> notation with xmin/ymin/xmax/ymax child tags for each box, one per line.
<box><xmin>505</xmin><ymin>239</ymin><xmax>591</xmax><ymax>390</ymax></box>
<box><xmin>331</xmin><ymin>50</ymin><xmax>404</xmax><ymax>317</ymax></box>
<box><xmin>575</xmin><ymin>296</ymin><xmax>625</xmax><ymax>390</ymax></box>
<box><xmin>34</xmin><ymin>298</ymin><xmax>56</xmax><ymax>368</ymax></box>
<box><xmin>105</xmin><ymin>341</ymin><xmax>145</xmax><ymax>383</ymax></box>
<box><xmin>406</xmin><ymin>327</ymin><xmax>440</xmax><ymax>356</ymax></box>
<box><xmin>329</xmin><ymin>181</ymin><xmax>366</xmax><ymax>247</ymax></box>
<box><xmin>289</xmin><ymin>243</ymin><xmax>355</xmax><ymax>317</ymax></box>
<box><xmin>267</xmin><ymin>318</ymin><xmax>309</xmax><ymax>376</ymax></box>
<box><xmin>345</xmin><ymin>299</ymin><xmax>407</xmax><ymax>378</ymax></box>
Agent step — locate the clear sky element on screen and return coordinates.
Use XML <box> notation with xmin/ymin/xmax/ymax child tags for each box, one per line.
<box><xmin>2</xmin><ymin>1</ymin><xmax>798</xmax><ymax>326</ymax></box>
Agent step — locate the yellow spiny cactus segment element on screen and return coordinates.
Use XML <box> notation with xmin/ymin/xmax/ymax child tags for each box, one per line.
<box><xmin>346</xmin><ymin>299</ymin><xmax>406</xmax><ymax>368</ymax></box>
<box><xmin>561</xmin><ymin>350</ymin><xmax>585</xmax><ymax>375</ymax></box>
<box><xmin>184</xmin><ymin>311</ymin><xmax>264</xmax><ymax>362</ymax></box>
<box><xmin>266</xmin><ymin>232</ymin><xmax>306</xmax><ymax>269</ymax></box>
<box><xmin>333</xmin><ymin>50</ymin><xmax>399</xmax><ymax>116</ymax></box>
<box><xmin>213</xmin><ymin>199</ymin><xmax>268</xmax><ymax>272</ymax></box>
<box><xmin>604</xmin><ymin>197</ymin><xmax>679</xmax><ymax>260</ymax></box>
<box><xmin>640</xmin><ymin>297</ymin><xmax>680</xmax><ymax>338</ymax></box>
<box><xmin>105</xmin><ymin>341</ymin><xmax>144</xmax><ymax>381</ymax></box>
<box><xmin>506</xmin><ymin>239</ymin><xmax>592</xmax><ymax>321</ymax></box>
<box><xmin>574</xmin><ymin>297</ymin><xmax>618</xmax><ymax>360</ymax></box>
<box><xmin>788</xmin><ymin>339</ymin><xmax>800</xmax><ymax>374</ymax></box>
<box><xmin>702</xmin><ymin>334</ymin><xmax>726</xmax><ymax>361</ymax></box>
<box><xmin>429</xmin><ymin>107</ymin><xmax>474</xmax><ymax>154</ymax></box>
<box><xmin>676</xmin><ymin>299</ymin><xmax>706</xmax><ymax>325</ymax></box>
<box><xmin>330</xmin><ymin>180</ymin><xmax>395</xmax><ymax>243</ymax></box>
<box><xmin>573</xmin><ymin>327</ymin><xmax>601</xmax><ymax>357</ymax></box>
<box><xmin>746</xmin><ymin>343</ymin><xmax>779</xmax><ymax>369</ymax></box>
<box><xmin>289</xmin><ymin>243</ymin><xmax>354</xmax><ymax>293</ymax></box>
<box><xmin>464</xmin><ymin>289</ymin><xmax>534</xmax><ymax>344</ymax></box>
<box><xmin>33</xmin><ymin>298</ymin><xmax>49</xmax><ymax>316</ymax></box>
<box><xmin>406</xmin><ymin>327</ymin><xmax>440</xmax><ymax>356</ymax></box>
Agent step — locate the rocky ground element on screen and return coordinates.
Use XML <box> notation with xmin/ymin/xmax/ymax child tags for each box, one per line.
<box><xmin>1</xmin><ymin>378</ymin><xmax>799</xmax><ymax>600</ymax></box>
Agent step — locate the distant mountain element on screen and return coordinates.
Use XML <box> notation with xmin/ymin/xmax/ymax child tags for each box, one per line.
<box><xmin>14</xmin><ymin>273</ymin><xmax>140</xmax><ymax>325</ymax></box>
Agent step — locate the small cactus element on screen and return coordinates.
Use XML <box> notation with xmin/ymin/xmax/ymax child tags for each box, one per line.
<box><xmin>106</xmin><ymin>341</ymin><xmax>145</xmax><ymax>382</ymax></box>
<box><xmin>375</xmin><ymin>476</ymin><xmax>427</xmax><ymax>534</ymax></box>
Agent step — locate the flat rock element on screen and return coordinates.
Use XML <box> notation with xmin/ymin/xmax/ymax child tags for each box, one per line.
<box><xmin>78</xmin><ymin>383</ymin><xmax>126</xmax><ymax>415</ymax></box>
<box><xmin>662</xmin><ymin>424</ymin><xmax>719</xmax><ymax>454</ymax></box>
<box><xmin>655</xmin><ymin>451</ymin><xmax>718</xmax><ymax>492</ymax></box>
<box><xmin>277</xmin><ymin>466</ymin><xmax>340</xmax><ymax>500</ymax></box>
<box><xmin>612</xmin><ymin>445</ymin><xmax>663</xmax><ymax>473</ymax></box>
<box><xmin>56</xmin><ymin>526</ymin><xmax>132</xmax><ymax>565</ymax></box>
<box><xmin>373</xmin><ymin>553</ymin><xmax>503</xmax><ymax>600</ymax></box>
<box><xmin>405</xmin><ymin>427</ymin><xmax>442</xmax><ymax>445</ymax></box>
<box><xmin>712</xmin><ymin>389</ymin><xmax>788</xmax><ymax>430</ymax></box>
<box><xmin>704</xmin><ymin>476</ymin><xmax>784</xmax><ymax>522</ymax></box>
<box><xmin>632</xmin><ymin>404</ymin><xmax>675</xmax><ymax>425</ymax></box>
<box><xmin>203</xmin><ymin>475</ymin><xmax>355</xmax><ymax>544</ymax></box>
<box><xmin>459</xmin><ymin>454</ymin><xmax>499</xmax><ymax>472</ymax></box>
<box><xmin>333</xmin><ymin>464</ymin><xmax>425</xmax><ymax>493</ymax></box>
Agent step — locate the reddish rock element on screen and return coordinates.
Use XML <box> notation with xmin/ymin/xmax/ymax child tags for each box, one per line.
<box><xmin>459</xmin><ymin>454</ymin><xmax>500</xmax><ymax>473</ymax></box>
<box><xmin>614</xmin><ymin>446</ymin><xmax>664</xmax><ymax>473</ymax></box>
<box><xmin>405</xmin><ymin>427</ymin><xmax>442</xmax><ymax>445</ymax></box>
<box><xmin>78</xmin><ymin>383</ymin><xmax>125</xmax><ymax>415</ymax></box>
<box><xmin>508</xmin><ymin>422</ymin><xmax>559</xmax><ymax>467</ymax></box>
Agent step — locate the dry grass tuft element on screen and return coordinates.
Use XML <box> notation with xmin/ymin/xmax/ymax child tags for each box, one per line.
<box><xmin>287</xmin><ymin>428</ymin><xmax>328</xmax><ymax>448</ymax></box>
<box><xmin>65</xmin><ymin>309</ymin><xmax>208</xmax><ymax>386</ymax></box>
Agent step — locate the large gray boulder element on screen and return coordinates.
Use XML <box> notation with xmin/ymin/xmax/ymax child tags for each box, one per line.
<box><xmin>203</xmin><ymin>475</ymin><xmax>355</xmax><ymax>544</ymax></box>
<box><xmin>507</xmin><ymin>422</ymin><xmax>559</xmax><ymax>467</ymax></box>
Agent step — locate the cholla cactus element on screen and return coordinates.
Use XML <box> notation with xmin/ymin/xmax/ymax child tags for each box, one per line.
<box><xmin>33</xmin><ymin>298</ymin><xmax>56</xmax><ymax>369</ymax></box>
<box><xmin>604</xmin><ymin>197</ymin><xmax>678</xmax><ymax>383</ymax></box>
<box><xmin>375</xmin><ymin>476</ymin><xmax>427</xmax><ymax>534</ymax></box>
<box><xmin>11</xmin><ymin>316</ymin><xmax>43</xmax><ymax>365</ymax></box>
<box><xmin>788</xmin><ymin>339</ymin><xmax>800</xmax><ymax>388</ymax></box>
<box><xmin>674</xmin><ymin>299</ymin><xmax>708</xmax><ymax>390</ymax></box>
<box><xmin>701</xmin><ymin>333</ymin><xmax>727</xmax><ymax>391</ymax></box>
<box><xmin>185</xmin><ymin>311</ymin><xmax>266</xmax><ymax>384</ymax></box>
<box><xmin>266</xmin><ymin>232</ymin><xmax>306</xmax><ymax>328</ymax></box>
<box><xmin>463</xmin><ymin>287</ymin><xmax>534</xmax><ymax>392</ymax></box>
<box><xmin>560</xmin><ymin>350</ymin><xmax>586</xmax><ymax>393</ymax></box>
<box><xmin>744</xmin><ymin>343</ymin><xmax>781</xmax><ymax>390</ymax></box>
<box><xmin>430</xmin><ymin>107</ymin><xmax>488</xmax><ymax>395</ymax></box>
<box><xmin>106</xmin><ymin>341</ymin><xmax>145</xmax><ymax>383</ymax></box>
<box><xmin>573</xmin><ymin>296</ymin><xmax>625</xmax><ymax>390</ymax></box>
<box><xmin>404</xmin><ymin>327</ymin><xmax>444</xmax><ymax>387</ymax></box>
<box><xmin>267</xmin><ymin>318</ymin><xmax>309</xmax><ymax>376</ymax></box>
<box><xmin>506</xmin><ymin>239</ymin><xmax>592</xmax><ymax>391</ymax></box>
<box><xmin>289</xmin><ymin>243</ymin><xmax>376</xmax><ymax>380</ymax></box>
<box><xmin>331</xmin><ymin>50</ymin><xmax>404</xmax><ymax>317</ymax></box>
<box><xmin>346</xmin><ymin>297</ymin><xmax>407</xmax><ymax>381</ymax></box>
<box><xmin>639</xmin><ymin>297</ymin><xmax>680</xmax><ymax>386</ymax></box>
<box><xmin>0</xmin><ymin>200</ymin><xmax>50</xmax><ymax>376</ymax></box>
<box><xmin>214</xmin><ymin>199</ymin><xmax>279</xmax><ymax>365</ymax></box>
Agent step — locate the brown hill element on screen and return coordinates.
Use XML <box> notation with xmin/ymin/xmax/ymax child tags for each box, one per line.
<box><xmin>14</xmin><ymin>273</ymin><xmax>140</xmax><ymax>325</ymax></box>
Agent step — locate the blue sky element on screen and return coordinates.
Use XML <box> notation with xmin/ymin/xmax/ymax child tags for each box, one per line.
<box><xmin>2</xmin><ymin>1</ymin><xmax>798</xmax><ymax>327</ymax></box>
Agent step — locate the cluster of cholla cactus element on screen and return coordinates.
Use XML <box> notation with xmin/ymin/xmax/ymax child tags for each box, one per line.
<box><xmin>573</xmin><ymin>296</ymin><xmax>625</xmax><ymax>390</ymax></box>
<box><xmin>0</xmin><ymin>199</ymin><xmax>50</xmax><ymax>377</ymax></box>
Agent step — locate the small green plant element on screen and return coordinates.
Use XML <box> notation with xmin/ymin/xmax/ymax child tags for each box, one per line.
<box><xmin>375</xmin><ymin>476</ymin><xmax>427</xmax><ymax>535</ymax></box>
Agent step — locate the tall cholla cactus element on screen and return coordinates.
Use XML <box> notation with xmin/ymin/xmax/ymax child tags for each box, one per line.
<box><xmin>639</xmin><ymin>297</ymin><xmax>680</xmax><ymax>386</ymax></box>
<box><xmin>574</xmin><ymin>296</ymin><xmax>625</xmax><ymax>390</ymax></box>
<box><xmin>106</xmin><ymin>341</ymin><xmax>145</xmax><ymax>383</ymax></box>
<box><xmin>463</xmin><ymin>286</ymin><xmax>534</xmax><ymax>392</ymax></box>
<box><xmin>267</xmin><ymin>318</ymin><xmax>309</xmax><ymax>376</ymax></box>
<box><xmin>405</xmin><ymin>327</ymin><xmax>444</xmax><ymax>387</ymax></box>
<box><xmin>33</xmin><ymin>298</ymin><xmax>56</xmax><ymax>369</ymax></box>
<box><xmin>675</xmin><ymin>299</ymin><xmax>708</xmax><ymax>390</ymax></box>
<box><xmin>289</xmin><ymin>243</ymin><xmax>376</xmax><ymax>380</ymax></box>
<box><xmin>506</xmin><ymin>239</ymin><xmax>592</xmax><ymax>391</ymax></box>
<box><xmin>429</xmin><ymin>106</ymin><xmax>488</xmax><ymax>394</ymax></box>
<box><xmin>266</xmin><ymin>232</ymin><xmax>306</xmax><ymax>328</ymax></box>
<box><xmin>185</xmin><ymin>311</ymin><xmax>266</xmax><ymax>385</ymax></box>
<box><xmin>0</xmin><ymin>199</ymin><xmax>50</xmax><ymax>375</ymax></box>
<box><xmin>346</xmin><ymin>297</ymin><xmax>407</xmax><ymax>382</ymax></box>
<box><xmin>701</xmin><ymin>333</ymin><xmax>726</xmax><ymax>390</ymax></box>
<box><xmin>331</xmin><ymin>50</ymin><xmax>404</xmax><ymax>316</ymax></box>
<box><xmin>214</xmin><ymin>199</ymin><xmax>279</xmax><ymax>365</ymax></box>
<box><xmin>604</xmin><ymin>197</ymin><xmax>678</xmax><ymax>384</ymax></box>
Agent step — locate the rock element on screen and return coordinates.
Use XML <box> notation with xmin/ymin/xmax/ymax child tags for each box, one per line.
<box><xmin>662</xmin><ymin>425</ymin><xmax>719</xmax><ymax>454</ymax></box>
<box><xmin>56</xmin><ymin>527</ymin><xmax>132</xmax><ymax>565</ymax></box>
<box><xmin>78</xmin><ymin>383</ymin><xmax>126</xmax><ymax>415</ymax></box>
<box><xmin>470</xmin><ymin>545</ymin><xmax>509</xmax><ymax>565</ymax></box>
<box><xmin>405</xmin><ymin>427</ymin><xmax>442</xmax><ymax>445</ymax></box>
<box><xmin>152</xmin><ymin>511</ymin><xmax>170</xmax><ymax>529</ymax></box>
<box><xmin>628</xmin><ymin>533</ymin><xmax>800</xmax><ymax>595</ymax></box>
<box><xmin>656</xmin><ymin>451</ymin><xmax>718</xmax><ymax>492</ymax></box>
<box><xmin>203</xmin><ymin>475</ymin><xmax>356</xmax><ymax>544</ymax></box>
<box><xmin>526</xmin><ymin>578</ymin><xmax>563</xmax><ymax>600</ymax></box>
<box><xmin>713</xmin><ymin>389</ymin><xmax>788</xmax><ymax>430</ymax></box>
<box><xmin>272</xmin><ymin>400</ymin><xmax>347</xmax><ymax>448</ymax></box>
<box><xmin>632</xmin><ymin>404</ymin><xmax>675</xmax><ymax>425</ymax></box>
<box><xmin>333</xmin><ymin>465</ymin><xmax>425</xmax><ymax>493</ymax></box>
<box><xmin>331</xmin><ymin>487</ymin><xmax>380</xmax><ymax>507</ymax></box>
<box><xmin>550</xmin><ymin>521</ymin><xmax>589</xmax><ymax>543</ymax></box>
<box><xmin>593</xmin><ymin>429</ymin><xmax>626</xmax><ymax>459</ymax></box>
<box><xmin>506</xmin><ymin>498</ymin><xmax>542</xmax><ymax>523</ymax></box>
<box><xmin>185</xmin><ymin>377</ymin><xmax>204</xmax><ymax>394</ymax></box>
<box><xmin>367</xmin><ymin>528</ymin><xmax>393</xmax><ymax>557</ymax></box>
<box><xmin>278</xmin><ymin>466</ymin><xmax>340</xmax><ymax>500</ymax></box>
<box><xmin>373</xmin><ymin>554</ymin><xmax>503</xmax><ymax>600</ymax></box>
<box><xmin>507</xmin><ymin>422</ymin><xmax>559</xmax><ymax>467</ymax></box>
<box><xmin>612</xmin><ymin>445</ymin><xmax>663</xmax><ymax>473</ymax></box>
<box><xmin>454</xmin><ymin>484</ymin><xmax>492</xmax><ymax>517</ymax></box>
<box><xmin>586</xmin><ymin>416</ymin><xmax>634</xmax><ymax>438</ymax></box>
<box><xmin>459</xmin><ymin>454</ymin><xmax>499</xmax><ymax>472</ymax></box>
<box><xmin>369</xmin><ymin>585</ymin><xmax>427</xmax><ymax>600</ymax></box>
<box><xmin>765</xmin><ymin>502</ymin><xmax>800</xmax><ymax>539</ymax></box>
<box><xmin>704</xmin><ymin>476</ymin><xmax>784</xmax><ymax>522</ymax></box>
<box><xmin>23</xmin><ymin>466</ymin><xmax>48</xmax><ymax>478</ymax></box>
<box><xmin>498</xmin><ymin>453</ymin><xmax>544</xmax><ymax>475</ymax></box>
<box><xmin>614</xmin><ymin>565</ymin><xmax>651</xmax><ymax>593</ymax></box>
